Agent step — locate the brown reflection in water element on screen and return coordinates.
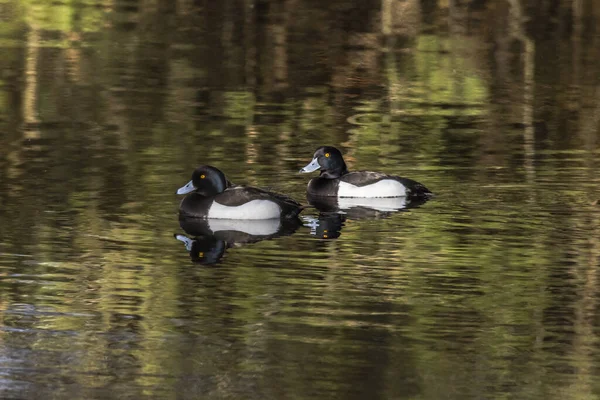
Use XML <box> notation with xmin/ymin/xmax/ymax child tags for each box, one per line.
<box><xmin>0</xmin><ymin>1</ymin><xmax>600</xmax><ymax>399</ymax></box>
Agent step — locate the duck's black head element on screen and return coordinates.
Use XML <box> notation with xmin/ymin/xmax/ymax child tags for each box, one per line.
<box><xmin>177</xmin><ymin>165</ymin><xmax>229</xmax><ymax>197</ymax></box>
<box><xmin>299</xmin><ymin>146</ymin><xmax>348</xmax><ymax>179</ymax></box>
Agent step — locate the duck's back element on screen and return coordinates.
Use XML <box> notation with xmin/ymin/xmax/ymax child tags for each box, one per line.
<box><xmin>340</xmin><ymin>171</ymin><xmax>389</xmax><ymax>186</ymax></box>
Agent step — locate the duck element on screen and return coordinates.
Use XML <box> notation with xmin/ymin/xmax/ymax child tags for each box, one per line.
<box><xmin>299</xmin><ymin>146</ymin><xmax>432</xmax><ymax>198</ymax></box>
<box><xmin>177</xmin><ymin>165</ymin><xmax>304</xmax><ymax>219</ymax></box>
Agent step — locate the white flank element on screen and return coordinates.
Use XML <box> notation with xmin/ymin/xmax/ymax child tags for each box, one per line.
<box><xmin>207</xmin><ymin>200</ymin><xmax>281</xmax><ymax>220</ymax></box>
<box><xmin>338</xmin><ymin>196</ymin><xmax>407</xmax><ymax>211</ymax></box>
<box><xmin>338</xmin><ymin>180</ymin><xmax>406</xmax><ymax>198</ymax></box>
<box><xmin>208</xmin><ymin>218</ymin><xmax>281</xmax><ymax>235</ymax></box>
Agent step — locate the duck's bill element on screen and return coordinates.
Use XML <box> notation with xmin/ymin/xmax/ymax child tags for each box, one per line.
<box><xmin>177</xmin><ymin>180</ymin><xmax>196</xmax><ymax>195</ymax></box>
<box><xmin>299</xmin><ymin>158</ymin><xmax>321</xmax><ymax>173</ymax></box>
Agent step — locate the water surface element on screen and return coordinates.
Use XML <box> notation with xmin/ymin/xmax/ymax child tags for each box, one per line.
<box><xmin>1</xmin><ymin>1</ymin><xmax>600</xmax><ymax>399</ymax></box>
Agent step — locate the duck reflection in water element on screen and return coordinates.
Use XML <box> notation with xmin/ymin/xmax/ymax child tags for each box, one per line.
<box><xmin>303</xmin><ymin>193</ymin><xmax>430</xmax><ymax>239</ymax></box>
<box><xmin>175</xmin><ymin>217</ymin><xmax>301</xmax><ymax>264</ymax></box>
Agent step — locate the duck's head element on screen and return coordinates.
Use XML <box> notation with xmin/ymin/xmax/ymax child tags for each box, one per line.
<box><xmin>299</xmin><ymin>146</ymin><xmax>348</xmax><ymax>179</ymax></box>
<box><xmin>177</xmin><ymin>165</ymin><xmax>229</xmax><ymax>196</ymax></box>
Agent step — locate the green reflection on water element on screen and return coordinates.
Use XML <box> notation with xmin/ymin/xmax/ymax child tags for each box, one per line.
<box><xmin>1</xmin><ymin>0</ymin><xmax>600</xmax><ymax>399</ymax></box>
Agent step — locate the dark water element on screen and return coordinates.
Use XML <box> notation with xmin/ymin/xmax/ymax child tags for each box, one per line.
<box><xmin>1</xmin><ymin>0</ymin><xmax>600</xmax><ymax>399</ymax></box>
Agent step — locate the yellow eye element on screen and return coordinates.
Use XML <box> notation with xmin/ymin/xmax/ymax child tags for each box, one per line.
<box><xmin>200</xmin><ymin>174</ymin><xmax>206</xmax><ymax>179</ymax></box>
<box><xmin>325</xmin><ymin>153</ymin><xmax>330</xmax><ymax>158</ymax></box>
<box><xmin>199</xmin><ymin>252</ymin><xmax>204</xmax><ymax>257</ymax></box>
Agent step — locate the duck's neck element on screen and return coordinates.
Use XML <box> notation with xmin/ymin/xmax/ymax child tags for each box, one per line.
<box><xmin>320</xmin><ymin>163</ymin><xmax>348</xmax><ymax>179</ymax></box>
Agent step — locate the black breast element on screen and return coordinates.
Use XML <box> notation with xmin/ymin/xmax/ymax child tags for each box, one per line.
<box><xmin>179</xmin><ymin>193</ymin><xmax>213</xmax><ymax>218</ymax></box>
<box><xmin>307</xmin><ymin>177</ymin><xmax>340</xmax><ymax>197</ymax></box>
